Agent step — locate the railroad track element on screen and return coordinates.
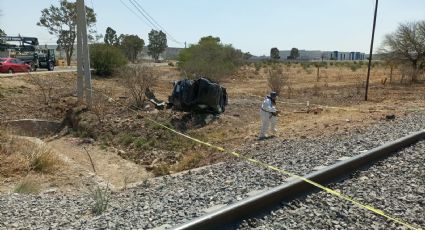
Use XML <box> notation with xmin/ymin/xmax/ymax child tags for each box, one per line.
<box><xmin>174</xmin><ymin>130</ymin><xmax>425</xmax><ymax>230</ymax></box>
<box><xmin>2</xmin><ymin>114</ymin><xmax>424</xmax><ymax>229</ymax></box>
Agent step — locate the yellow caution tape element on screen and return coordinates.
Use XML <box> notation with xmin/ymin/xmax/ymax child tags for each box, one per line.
<box><xmin>92</xmin><ymin>89</ymin><xmax>422</xmax><ymax>230</ymax></box>
<box><xmin>251</xmin><ymin>94</ymin><xmax>425</xmax><ymax>113</ymax></box>
<box><xmin>146</xmin><ymin>118</ymin><xmax>421</xmax><ymax>230</ymax></box>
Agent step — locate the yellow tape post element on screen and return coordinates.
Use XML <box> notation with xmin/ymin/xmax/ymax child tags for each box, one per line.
<box><xmin>92</xmin><ymin>89</ymin><xmax>422</xmax><ymax>230</ymax></box>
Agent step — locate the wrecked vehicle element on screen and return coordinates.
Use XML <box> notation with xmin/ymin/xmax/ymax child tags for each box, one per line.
<box><xmin>168</xmin><ymin>78</ymin><xmax>228</xmax><ymax>114</ymax></box>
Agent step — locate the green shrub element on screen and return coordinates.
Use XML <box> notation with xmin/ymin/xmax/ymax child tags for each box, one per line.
<box><xmin>134</xmin><ymin>138</ymin><xmax>149</xmax><ymax>150</ymax></box>
<box><xmin>350</xmin><ymin>64</ymin><xmax>360</xmax><ymax>72</ymax></box>
<box><xmin>177</xmin><ymin>36</ymin><xmax>243</xmax><ymax>82</ymax></box>
<box><xmin>118</xmin><ymin>133</ymin><xmax>136</xmax><ymax>147</ymax></box>
<box><xmin>90</xmin><ymin>44</ymin><xmax>128</xmax><ymax>76</ymax></box>
<box><xmin>90</xmin><ymin>186</ymin><xmax>109</xmax><ymax>215</ymax></box>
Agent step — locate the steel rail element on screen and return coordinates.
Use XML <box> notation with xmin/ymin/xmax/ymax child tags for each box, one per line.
<box><xmin>173</xmin><ymin>130</ymin><xmax>425</xmax><ymax>230</ymax></box>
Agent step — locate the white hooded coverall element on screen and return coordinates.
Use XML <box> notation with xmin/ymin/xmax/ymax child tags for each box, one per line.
<box><xmin>259</xmin><ymin>96</ymin><xmax>277</xmax><ymax>138</ymax></box>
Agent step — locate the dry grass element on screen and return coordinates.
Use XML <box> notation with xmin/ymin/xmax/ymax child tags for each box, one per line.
<box><xmin>28</xmin><ymin>146</ymin><xmax>60</xmax><ymax>173</ymax></box>
<box><xmin>172</xmin><ymin>151</ymin><xmax>204</xmax><ymax>172</ymax></box>
<box><xmin>13</xmin><ymin>176</ymin><xmax>40</xmax><ymax>194</ymax></box>
<box><xmin>151</xmin><ymin>164</ymin><xmax>170</xmax><ymax>176</ymax></box>
<box><xmin>0</xmin><ymin>153</ymin><xmax>28</xmax><ymax>177</ymax></box>
<box><xmin>0</xmin><ymin>130</ymin><xmax>61</xmax><ymax>177</ymax></box>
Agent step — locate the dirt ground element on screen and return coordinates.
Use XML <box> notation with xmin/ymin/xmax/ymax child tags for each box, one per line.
<box><xmin>1</xmin><ymin>62</ymin><xmax>424</xmax><ymax>194</ymax></box>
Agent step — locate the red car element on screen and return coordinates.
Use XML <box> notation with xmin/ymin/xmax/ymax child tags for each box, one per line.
<box><xmin>0</xmin><ymin>58</ymin><xmax>31</xmax><ymax>74</ymax></box>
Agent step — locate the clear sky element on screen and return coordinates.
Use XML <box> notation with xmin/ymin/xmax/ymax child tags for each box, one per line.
<box><xmin>0</xmin><ymin>0</ymin><xmax>424</xmax><ymax>56</ymax></box>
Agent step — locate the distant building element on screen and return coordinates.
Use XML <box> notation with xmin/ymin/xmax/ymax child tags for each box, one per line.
<box><xmin>278</xmin><ymin>49</ymin><xmax>366</xmax><ymax>61</ymax></box>
<box><xmin>36</xmin><ymin>44</ymin><xmax>183</xmax><ymax>61</ymax></box>
<box><xmin>140</xmin><ymin>46</ymin><xmax>183</xmax><ymax>60</ymax></box>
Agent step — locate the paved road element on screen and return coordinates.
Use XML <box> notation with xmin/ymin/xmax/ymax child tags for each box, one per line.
<box><xmin>0</xmin><ymin>66</ymin><xmax>77</xmax><ymax>77</ymax></box>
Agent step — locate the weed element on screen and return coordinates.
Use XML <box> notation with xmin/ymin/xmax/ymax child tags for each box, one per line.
<box><xmin>350</xmin><ymin>64</ymin><xmax>360</xmax><ymax>72</ymax></box>
<box><xmin>1</xmin><ymin>132</ymin><xmax>60</xmax><ymax>174</ymax></box>
<box><xmin>91</xmin><ymin>87</ymin><xmax>112</xmax><ymax>124</ymax></box>
<box><xmin>312</xmin><ymin>84</ymin><xmax>320</xmax><ymax>96</ymax></box>
<box><xmin>99</xmin><ymin>132</ymin><xmax>113</xmax><ymax>147</ymax></box>
<box><xmin>145</xmin><ymin>119</ymin><xmax>172</xmax><ymax>130</ymax></box>
<box><xmin>0</xmin><ymin>154</ymin><xmax>28</xmax><ymax>176</ymax></box>
<box><xmin>123</xmin><ymin>176</ymin><xmax>129</xmax><ymax>190</ymax></box>
<box><xmin>90</xmin><ymin>186</ymin><xmax>109</xmax><ymax>215</ymax></box>
<box><xmin>120</xmin><ymin>65</ymin><xmax>157</xmax><ymax>108</ymax></box>
<box><xmin>268</xmin><ymin>68</ymin><xmax>287</xmax><ymax>96</ymax></box>
<box><xmin>100</xmin><ymin>144</ymin><xmax>108</xmax><ymax>150</ymax></box>
<box><xmin>173</xmin><ymin>152</ymin><xmax>204</xmax><ymax>171</ymax></box>
<box><xmin>28</xmin><ymin>76</ymin><xmax>54</xmax><ymax>105</ymax></box>
<box><xmin>134</xmin><ymin>138</ymin><xmax>149</xmax><ymax>150</ymax></box>
<box><xmin>71</xmin><ymin>129</ymin><xmax>91</xmax><ymax>138</ymax></box>
<box><xmin>142</xmin><ymin>178</ymin><xmax>150</xmax><ymax>188</ymax></box>
<box><xmin>29</xmin><ymin>146</ymin><xmax>60</xmax><ymax>173</ymax></box>
<box><xmin>152</xmin><ymin>164</ymin><xmax>170</xmax><ymax>176</ymax></box>
<box><xmin>118</xmin><ymin>133</ymin><xmax>136</xmax><ymax>147</ymax></box>
<box><xmin>14</xmin><ymin>177</ymin><xmax>40</xmax><ymax>194</ymax></box>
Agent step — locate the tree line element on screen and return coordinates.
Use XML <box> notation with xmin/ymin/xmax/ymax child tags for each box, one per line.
<box><xmin>34</xmin><ymin>0</ymin><xmax>167</xmax><ymax>67</ymax></box>
<box><xmin>103</xmin><ymin>27</ymin><xmax>167</xmax><ymax>63</ymax></box>
<box><xmin>269</xmin><ymin>20</ymin><xmax>425</xmax><ymax>83</ymax></box>
<box><xmin>5</xmin><ymin>0</ymin><xmax>423</xmax><ymax>83</ymax></box>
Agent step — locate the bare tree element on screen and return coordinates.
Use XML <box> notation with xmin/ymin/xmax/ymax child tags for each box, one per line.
<box><xmin>91</xmin><ymin>87</ymin><xmax>113</xmax><ymax>124</ymax></box>
<box><xmin>37</xmin><ymin>0</ymin><xmax>97</xmax><ymax>66</ymax></box>
<box><xmin>380</xmin><ymin>21</ymin><xmax>425</xmax><ymax>83</ymax></box>
<box><xmin>28</xmin><ymin>76</ymin><xmax>54</xmax><ymax>105</ymax></box>
<box><xmin>267</xmin><ymin>66</ymin><xmax>288</xmax><ymax>96</ymax></box>
<box><xmin>120</xmin><ymin>65</ymin><xmax>157</xmax><ymax>108</ymax></box>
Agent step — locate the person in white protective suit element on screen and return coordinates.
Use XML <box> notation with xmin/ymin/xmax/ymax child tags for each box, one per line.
<box><xmin>259</xmin><ymin>92</ymin><xmax>278</xmax><ymax>140</ymax></box>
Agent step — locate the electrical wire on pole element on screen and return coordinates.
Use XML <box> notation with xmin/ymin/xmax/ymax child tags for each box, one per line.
<box><xmin>365</xmin><ymin>0</ymin><xmax>379</xmax><ymax>101</ymax></box>
<box><xmin>132</xmin><ymin>0</ymin><xmax>182</xmax><ymax>45</ymax></box>
<box><xmin>121</xmin><ymin>0</ymin><xmax>183</xmax><ymax>45</ymax></box>
<box><xmin>128</xmin><ymin>0</ymin><xmax>160</xmax><ymax>30</ymax></box>
<box><xmin>119</xmin><ymin>0</ymin><xmax>154</xmax><ymax>30</ymax></box>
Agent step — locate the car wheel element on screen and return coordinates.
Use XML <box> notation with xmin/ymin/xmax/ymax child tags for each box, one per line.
<box><xmin>48</xmin><ymin>62</ymin><xmax>54</xmax><ymax>71</ymax></box>
<box><xmin>30</xmin><ymin>62</ymin><xmax>36</xmax><ymax>72</ymax></box>
<box><xmin>8</xmin><ymin>69</ymin><xmax>13</xmax><ymax>74</ymax></box>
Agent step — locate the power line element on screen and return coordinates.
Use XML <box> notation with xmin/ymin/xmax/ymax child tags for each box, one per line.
<box><xmin>118</xmin><ymin>0</ymin><xmax>154</xmax><ymax>30</ymax></box>
<box><xmin>127</xmin><ymin>0</ymin><xmax>182</xmax><ymax>45</ymax></box>
<box><xmin>132</xmin><ymin>0</ymin><xmax>182</xmax><ymax>44</ymax></box>
<box><xmin>118</xmin><ymin>0</ymin><xmax>183</xmax><ymax>45</ymax></box>
<box><xmin>133</xmin><ymin>0</ymin><xmax>163</xmax><ymax>31</ymax></box>
<box><xmin>128</xmin><ymin>0</ymin><xmax>160</xmax><ymax>31</ymax></box>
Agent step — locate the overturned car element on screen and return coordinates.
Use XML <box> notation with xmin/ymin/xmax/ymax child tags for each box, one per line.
<box><xmin>168</xmin><ymin>78</ymin><xmax>228</xmax><ymax>114</ymax></box>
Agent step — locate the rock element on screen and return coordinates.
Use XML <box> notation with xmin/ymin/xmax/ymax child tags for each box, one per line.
<box><xmin>385</xmin><ymin>114</ymin><xmax>396</xmax><ymax>120</ymax></box>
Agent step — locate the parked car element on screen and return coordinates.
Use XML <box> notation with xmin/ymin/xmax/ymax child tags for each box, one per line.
<box><xmin>0</xmin><ymin>58</ymin><xmax>31</xmax><ymax>74</ymax></box>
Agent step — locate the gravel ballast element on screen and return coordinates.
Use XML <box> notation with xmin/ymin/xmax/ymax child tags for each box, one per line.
<box><xmin>238</xmin><ymin>140</ymin><xmax>425</xmax><ymax>229</ymax></box>
<box><xmin>0</xmin><ymin>112</ymin><xmax>424</xmax><ymax>229</ymax></box>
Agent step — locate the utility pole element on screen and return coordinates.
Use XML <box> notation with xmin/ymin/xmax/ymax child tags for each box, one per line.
<box><xmin>76</xmin><ymin>21</ymin><xmax>84</xmax><ymax>103</ymax></box>
<box><xmin>76</xmin><ymin>0</ymin><xmax>92</xmax><ymax>107</ymax></box>
<box><xmin>365</xmin><ymin>0</ymin><xmax>378</xmax><ymax>101</ymax></box>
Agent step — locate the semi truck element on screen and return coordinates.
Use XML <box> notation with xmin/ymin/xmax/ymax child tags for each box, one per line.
<box><xmin>0</xmin><ymin>36</ymin><xmax>55</xmax><ymax>71</ymax></box>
